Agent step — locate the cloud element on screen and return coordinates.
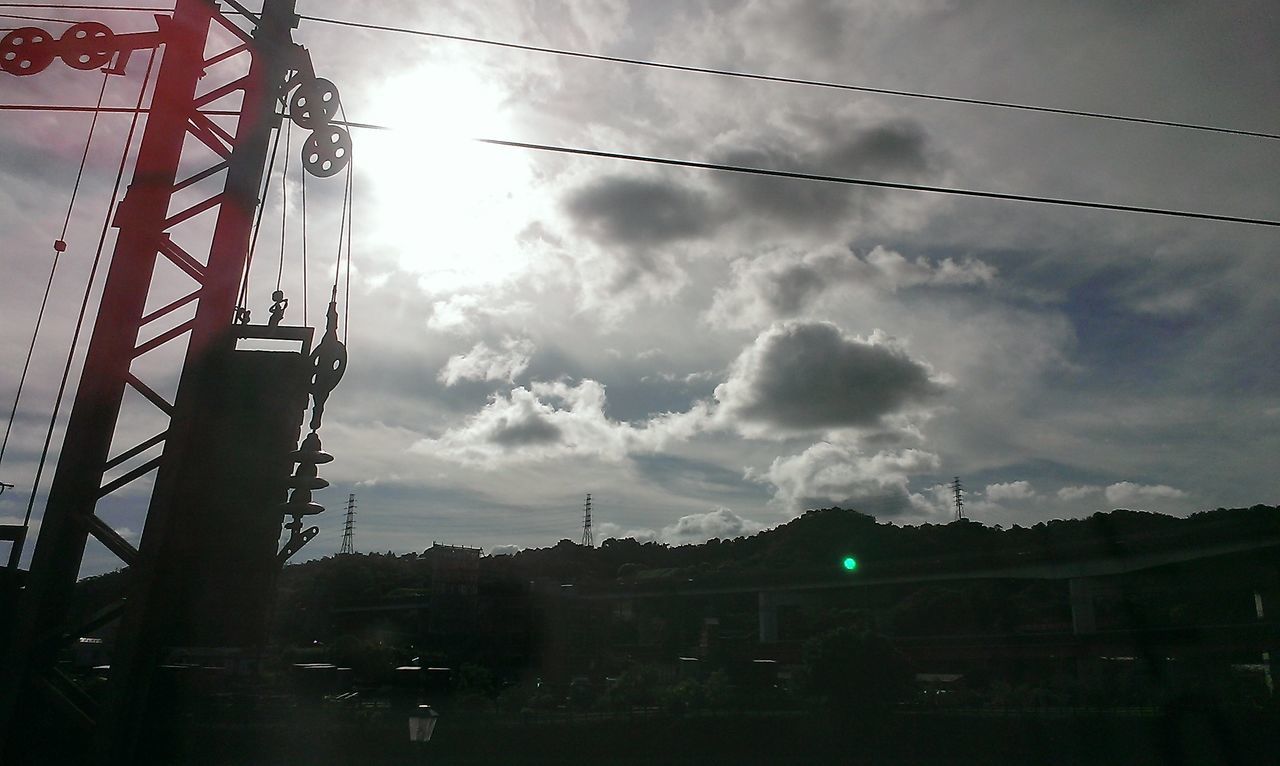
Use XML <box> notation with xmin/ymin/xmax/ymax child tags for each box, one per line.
<box><xmin>414</xmin><ymin>380</ymin><xmax>609</xmax><ymax>462</ymax></box>
<box><xmin>1057</xmin><ymin>485</ymin><xmax>1101</xmax><ymax>502</ymax></box>
<box><xmin>413</xmin><ymin>379</ymin><xmax>696</xmax><ymax>465</ymax></box>
<box><xmin>710</xmin><ymin>245</ymin><xmax>997</xmax><ymax>326</ymax></box>
<box><xmin>985</xmin><ymin>481</ymin><xmax>1035</xmax><ymax>502</ymax></box>
<box><xmin>709</xmin><ymin>119</ymin><xmax>938</xmax><ymax>230</ymax></box>
<box><xmin>1104</xmin><ymin>481</ymin><xmax>1188</xmax><ymax>508</ymax></box>
<box><xmin>713</xmin><ymin>320</ymin><xmax>947</xmax><ymax>437</ymax></box>
<box><xmin>564</xmin><ymin>175</ymin><xmax>715</xmax><ymax>247</ymax></box>
<box><xmin>438</xmin><ymin>338</ymin><xmax>536</xmax><ymax>386</ymax></box>
<box><xmin>749</xmin><ymin>440</ymin><xmax>941</xmax><ymax>516</ymax></box>
<box><xmin>661</xmin><ymin>508</ymin><xmax>766</xmax><ymax>544</ymax></box>
<box><xmin>599</xmin><ymin>509</ymin><xmax>767</xmax><ymax>545</ymax></box>
<box><xmin>489</xmin><ymin>544</ymin><xmax>522</xmax><ymax>556</ymax></box>
<box><xmin>597</xmin><ymin>521</ymin><xmax>659</xmax><ymax>543</ymax></box>
<box><xmin>426</xmin><ymin>293</ymin><xmax>535</xmax><ymax>334</ymax></box>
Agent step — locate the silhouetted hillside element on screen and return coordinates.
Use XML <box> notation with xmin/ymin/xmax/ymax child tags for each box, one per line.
<box><xmin>73</xmin><ymin>504</ymin><xmax>1280</xmax><ymax>638</ymax></box>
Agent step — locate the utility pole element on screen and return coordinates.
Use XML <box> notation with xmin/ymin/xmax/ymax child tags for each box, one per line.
<box><xmin>580</xmin><ymin>493</ymin><xmax>594</xmax><ymax>547</ymax></box>
<box><xmin>951</xmin><ymin>477</ymin><xmax>965</xmax><ymax>521</ymax></box>
<box><xmin>339</xmin><ymin>492</ymin><xmax>356</xmax><ymax>555</ymax></box>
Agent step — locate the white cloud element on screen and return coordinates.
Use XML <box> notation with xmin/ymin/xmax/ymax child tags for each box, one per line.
<box><xmin>597</xmin><ymin>521</ymin><xmax>659</xmax><ymax>543</ymax></box>
<box><xmin>413</xmin><ymin>380</ymin><xmax>623</xmax><ymax>463</ymax></box>
<box><xmin>1057</xmin><ymin>485</ymin><xmax>1101</xmax><ymax>502</ymax></box>
<box><xmin>984</xmin><ymin>481</ymin><xmax>1035</xmax><ymax>502</ymax></box>
<box><xmin>749</xmin><ymin>440</ymin><xmax>941</xmax><ymax>517</ymax></box>
<box><xmin>412</xmin><ymin>378</ymin><xmax>699</xmax><ymax>465</ymax></box>
<box><xmin>489</xmin><ymin>544</ymin><xmax>522</xmax><ymax>556</ymax></box>
<box><xmin>661</xmin><ymin>508</ymin><xmax>766</xmax><ymax>544</ymax></box>
<box><xmin>599</xmin><ymin>509</ymin><xmax>767</xmax><ymax>545</ymax></box>
<box><xmin>438</xmin><ymin>337</ymin><xmax>535</xmax><ymax>386</ymax></box>
<box><xmin>710</xmin><ymin>245</ymin><xmax>996</xmax><ymax>328</ymax></box>
<box><xmin>1104</xmin><ymin>482</ymin><xmax>1188</xmax><ymax>508</ymax></box>
<box><xmin>426</xmin><ymin>294</ymin><xmax>534</xmax><ymax>334</ymax></box>
<box><xmin>1131</xmin><ymin>288</ymin><xmax>1201</xmax><ymax>317</ymax></box>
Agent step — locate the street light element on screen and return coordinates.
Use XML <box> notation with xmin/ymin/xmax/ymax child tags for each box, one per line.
<box><xmin>409</xmin><ymin>704</ymin><xmax>439</xmax><ymax>743</ymax></box>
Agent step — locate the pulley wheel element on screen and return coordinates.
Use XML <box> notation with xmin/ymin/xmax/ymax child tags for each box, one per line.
<box><xmin>0</xmin><ymin>27</ymin><xmax>55</xmax><ymax>76</ymax></box>
<box><xmin>61</xmin><ymin>22</ymin><xmax>113</xmax><ymax>70</ymax></box>
<box><xmin>302</xmin><ymin>125</ymin><xmax>351</xmax><ymax>178</ymax></box>
<box><xmin>289</xmin><ymin>77</ymin><xmax>340</xmax><ymax>130</ymax></box>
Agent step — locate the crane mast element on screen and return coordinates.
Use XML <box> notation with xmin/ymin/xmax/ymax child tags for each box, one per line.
<box><xmin>0</xmin><ymin>0</ymin><xmax>351</xmax><ymax>760</ymax></box>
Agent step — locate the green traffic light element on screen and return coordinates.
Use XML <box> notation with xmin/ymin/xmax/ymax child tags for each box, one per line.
<box><xmin>842</xmin><ymin>556</ymin><xmax>858</xmax><ymax>571</ymax></box>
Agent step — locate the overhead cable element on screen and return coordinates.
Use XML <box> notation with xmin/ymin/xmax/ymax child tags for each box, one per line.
<box><xmin>1</xmin><ymin>105</ymin><xmax>1275</xmax><ymax>227</ymax></box>
<box><xmin>297</xmin><ymin>13</ymin><xmax>1280</xmax><ymax>143</ymax></box>
<box><xmin>471</xmin><ymin>137</ymin><xmax>1280</xmax><ymax>228</ymax></box>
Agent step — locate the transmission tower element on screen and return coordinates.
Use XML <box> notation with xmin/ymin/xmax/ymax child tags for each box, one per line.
<box><xmin>951</xmin><ymin>477</ymin><xmax>966</xmax><ymax>521</ymax></box>
<box><xmin>339</xmin><ymin>493</ymin><xmax>356</xmax><ymax>555</ymax></box>
<box><xmin>580</xmin><ymin>494</ymin><xmax>594</xmax><ymax>547</ymax></box>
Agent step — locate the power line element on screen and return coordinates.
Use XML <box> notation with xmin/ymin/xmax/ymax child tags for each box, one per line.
<box><xmin>0</xmin><ymin>3</ymin><xmax>166</xmax><ymax>9</ymax></box>
<box><xmin>472</xmin><ymin>137</ymin><xmax>1280</xmax><ymax>228</ymax></box>
<box><xmin>297</xmin><ymin>13</ymin><xmax>1280</xmax><ymax>143</ymax></box>
<box><xmin>2</xmin><ymin>105</ymin><xmax>1277</xmax><ymax>227</ymax></box>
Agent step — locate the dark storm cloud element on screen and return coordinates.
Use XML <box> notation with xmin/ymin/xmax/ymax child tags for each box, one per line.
<box><xmin>764</xmin><ymin>260</ymin><xmax>829</xmax><ymax>316</ymax></box>
<box><xmin>717</xmin><ymin>321</ymin><xmax>946</xmax><ymax>432</ymax></box>
<box><xmin>710</xmin><ymin>119</ymin><xmax>936</xmax><ymax>228</ymax></box>
<box><xmin>631</xmin><ymin>453</ymin><xmax>768</xmax><ymax>502</ymax></box>
<box><xmin>488</xmin><ymin>411</ymin><xmax>563</xmax><ymax>447</ymax></box>
<box><xmin>564</xmin><ymin>175</ymin><xmax>716</xmax><ymax>246</ymax></box>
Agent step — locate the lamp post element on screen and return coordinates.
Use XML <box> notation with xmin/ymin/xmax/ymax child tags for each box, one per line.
<box><xmin>409</xmin><ymin>704</ymin><xmax>439</xmax><ymax>744</ymax></box>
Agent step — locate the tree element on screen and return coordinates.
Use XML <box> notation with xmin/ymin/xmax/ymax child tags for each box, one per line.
<box><xmin>802</xmin><ymin>626</ymin><xmax>912</xmax><ymax>713</ymax></box>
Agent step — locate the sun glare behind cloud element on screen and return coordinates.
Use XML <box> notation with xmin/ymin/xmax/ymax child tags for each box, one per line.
<box><xmin>362</xmin><ymin>63</ymin><xmax>540</xmax><ymax>292</ymax></box>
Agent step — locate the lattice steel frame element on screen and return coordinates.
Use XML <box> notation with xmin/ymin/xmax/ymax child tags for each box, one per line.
<box><xmin>1</xmin><ymin>0</ymin><xmax>318</xmax><ymax>753</ymax></box>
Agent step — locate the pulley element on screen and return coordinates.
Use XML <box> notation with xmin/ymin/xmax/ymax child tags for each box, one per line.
<box><xmin>0</xmin><ymin>27</ymin><xmax>55</xmax><ymax>76</ymax></box>
<box><xmin>306</xmin><ymin>294</ymin><xmax>348</xmax><ymax>431</ymax></box>
<box><xmin>62</xmin><ymin>22</ymin><xmax>113</xmax><ymax>71</ymax></box>
<box><xmin>288</xmin><ymin>77</ymin><xmax>340</xmax><ymax>130</ymax></box>
<box><xmin>301</xmin><ymin>125</ymin><xmax>351</xmax><ymax>178</ymax></box>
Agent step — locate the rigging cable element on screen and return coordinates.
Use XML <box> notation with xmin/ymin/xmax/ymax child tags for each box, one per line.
<box><xmin>344</xmin><ymin>163</ymin><xmax>352</xmax><ymax>343</ymax></box>
<box><xmin>237</xmin><ymin>111</ymin><xmax>285</xmax><ymax>316</ymax></box>
<box><xmin>0</xmin><ymin>71</ymin><xmax>108</xmax><ymax>474</ymax></box>
<box><xmin>340</xmin><ymin>105</ymin><xmax>353</xmax><ymax>343</ymax></box>
<box><xmin>20</xmin><ymin>46</ymin><xmax>156</xmax><ymax>557</ymax></box>
<box><xmin>297</xmin><ymin>13</ymin><xmax>1280</xmax><ymax>143</ymax></box>
<box><xmin>330</xmin><ymin>160</ymin><xmax>350</xmax><ymax>292</ymax></box>
<box><xmin>275</xmin><ymin>118</ymin><xmax>291</xmax><ymax>292</ymax></box>
<box><xmin>299</xmin><ymin>149</ymin><xmax>308</xmax><ymax>326</ymax></box>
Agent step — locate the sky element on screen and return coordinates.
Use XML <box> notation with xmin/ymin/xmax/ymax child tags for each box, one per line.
<box><xmin>0</xmin><ymin>0</ymin><xmax>1278</xmax><ymax>575</ymax></box>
